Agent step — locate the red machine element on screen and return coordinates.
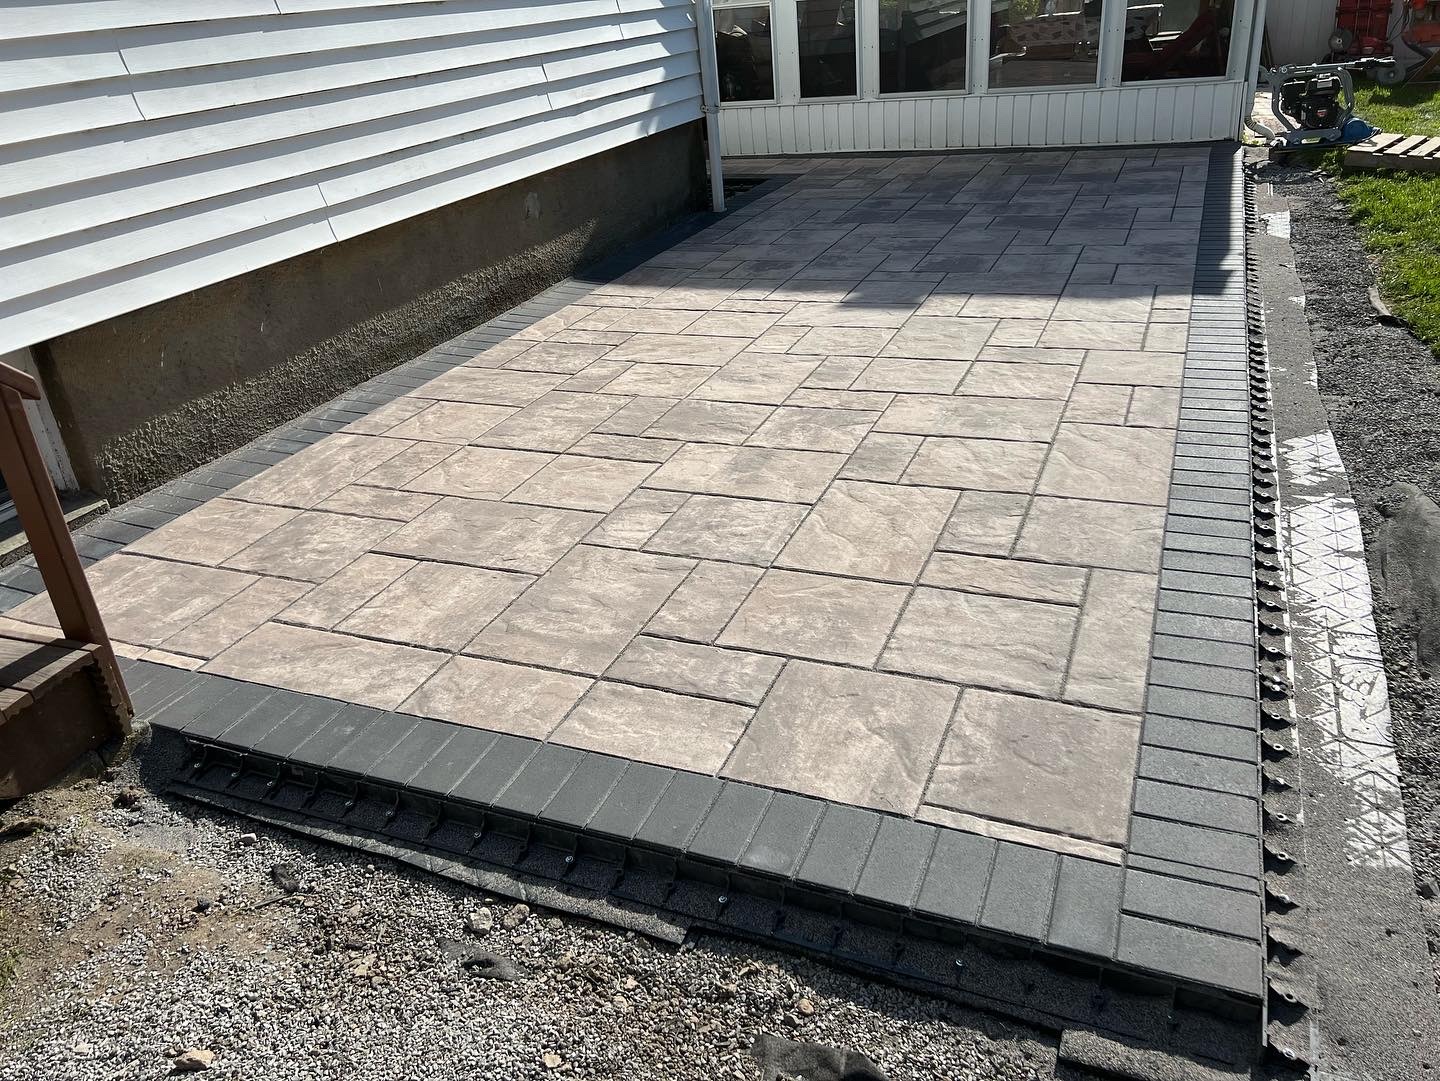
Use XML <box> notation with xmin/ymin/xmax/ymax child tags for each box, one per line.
<box><xmin>1330</xmin><ymin>0</ymin><xmax>1395</xmax><ymax>58</ymax></box>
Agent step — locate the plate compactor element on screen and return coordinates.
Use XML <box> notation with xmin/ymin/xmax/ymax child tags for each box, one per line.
<box><xmin>1248</xmin><ymin>56</ymin><xmax>1399</xmax><ymax>151</ymax></box>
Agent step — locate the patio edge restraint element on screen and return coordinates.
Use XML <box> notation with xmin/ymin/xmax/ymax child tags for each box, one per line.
<box><xmin>0</xmin><ymin>148</ymin><xmax>1273</xmax><ymax>1060</ymax></box>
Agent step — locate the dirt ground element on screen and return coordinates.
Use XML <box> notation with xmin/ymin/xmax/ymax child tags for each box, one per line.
<box><xmin>1258</xmin><ymin>160</ymin><xmax>1440</xmax><ymax>989</ymax></box>
<box><xmin>0</xmin><ymin>744</ymin><xmax>1058</xmax><ymax>1081</ymax></box>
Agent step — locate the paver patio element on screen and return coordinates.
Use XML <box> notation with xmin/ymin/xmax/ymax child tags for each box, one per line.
<box><xmin>10</xmin><ymin>149</ymin><xmax>1212</xmax><ymax>865</ymax></box>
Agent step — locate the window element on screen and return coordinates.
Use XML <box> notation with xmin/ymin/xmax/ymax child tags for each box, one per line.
<box><xmin>798</xmin><ymin>0</ymin><xmax>858</xmax><ymax>98</ymax></box>
<box><xmin>988</xmin><ymin>0</ymin><xmax>1102</xmax><ymax>89</ymax></box>
<box><xmin>1122</xmin><ymin>0</ymin><xmax>1233</xmax><ymax>82</ymax></box>
<box><xmin>879</xmin><ymin>0</ymin><xmax>970</xmax><ymax>94</ymax></box>
<box><xmin>716</xmin><ymin>2</ymin><xmax>776</xmax><ymax>102</ymax></box>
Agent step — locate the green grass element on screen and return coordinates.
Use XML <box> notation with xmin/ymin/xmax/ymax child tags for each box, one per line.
<box><xmin>1335</xmin><ymin>80</ymin><xmax>1440</xmax><ymax>353</ymax></box>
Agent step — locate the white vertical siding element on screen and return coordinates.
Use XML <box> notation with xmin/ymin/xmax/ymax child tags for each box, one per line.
<box><xmin>719</xmin><ymin>80</ymin><xmax>1247</xmax><ymax>155</ymax></box>
<box><xmin>0</xmin><ymin>0</ymin><xmax>704</xmax><ymax>355</ymax></box>
<box><xmin>1265</xmin><ymin>0</ymin><xmax>1342</xmax><ymax>65</ymax></box>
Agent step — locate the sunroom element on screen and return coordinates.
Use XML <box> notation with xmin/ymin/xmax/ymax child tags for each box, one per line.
<box><xmin>711</xmin><ymin>0</ymin><xmax>1265</xmax><ymax>152</ymax></box>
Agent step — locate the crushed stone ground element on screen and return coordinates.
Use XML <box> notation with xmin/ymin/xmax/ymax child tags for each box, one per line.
<box><xmin>0</xmin><ymin>745</ymin><xmax>1058</xmax><ymax>1081</ymax></box>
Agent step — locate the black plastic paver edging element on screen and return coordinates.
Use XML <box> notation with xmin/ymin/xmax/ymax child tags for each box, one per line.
<box><xmin>1118</xmin><ymin>143</ymin><xmax>1265</xmax><ymax>1000</ymax></box>
<box><xmin>13</xmin><ymin>149</ymin><xmax>1266</xmax><ymax>1007</ymax></box>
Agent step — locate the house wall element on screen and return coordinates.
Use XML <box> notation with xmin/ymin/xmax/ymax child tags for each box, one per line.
<box><xmin>0</xmin><ymin>1</ymin><xmax>707</xmax><ymax>503</ymax></box>
<box><xmin>715</xmin><ymin>0</ymin><xmax>1262</xmax><ymax>154</ymax></box>
<box><xmin>0</xmin><ymin>0</ymin><xmax>705</xmax><ymax>356</ymax></box>
<box><xmin>1264</xmin><ymin>0</ymin><xmax>1340</xmax><ymax>65</ymax></box>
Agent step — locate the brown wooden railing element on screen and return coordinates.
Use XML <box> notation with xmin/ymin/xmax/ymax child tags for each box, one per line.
<box><xmin>0</xmin><ymin>360</ymin><xmax>132</xmax><ymax>726</ymax></box>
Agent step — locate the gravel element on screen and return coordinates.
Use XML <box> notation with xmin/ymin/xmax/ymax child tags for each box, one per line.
<box><xmin>0</xmin><ymin>746</ymin><xmax>1058</xmax><ymax>1081</ymax></box>
<box><xmin>1258</xmin><ymin>158</ymin><xmax>1440</xmax><ymax>989</ymax></box>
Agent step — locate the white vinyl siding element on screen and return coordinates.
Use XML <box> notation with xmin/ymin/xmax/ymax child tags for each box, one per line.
<box><xmin>0</xmin><ymin>0</ymin><xmax>704</xmax><ymax>355</ymax></box>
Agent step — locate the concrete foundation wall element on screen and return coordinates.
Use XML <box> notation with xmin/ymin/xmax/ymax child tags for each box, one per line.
<box><xmin>34</xmin><ymin>123</ymin><xmax>706</xmax><ymax>505</ymax></box>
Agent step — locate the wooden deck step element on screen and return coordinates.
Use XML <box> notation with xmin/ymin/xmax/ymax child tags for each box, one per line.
<box><xmin>1347</xmin><ymin>131</ymin><xmax>1440</xmax><ymax>173</ymax></box>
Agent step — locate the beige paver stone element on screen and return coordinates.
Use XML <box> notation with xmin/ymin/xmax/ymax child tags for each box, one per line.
<box><xmin>1038</xmin><ymin>320</ymin><xmax>1148</xmax><ymax>350</ymax></box>
<box><xmin>1051</xmin><ymin>286</ymin><xmax>1154</xmax><ymax>322</ymax></box>
<box><xmin>504</xmin><ymin>342</ymin><xmax>616</xmax><ymax>377</ymax></box>
<box><xmin>746</xmin><ymin>406</ymin><xmax>878</xmax><ymax>453</ymax></box>
<box><xmin>839</xmin><ymin>432</ymin><xmax>923</xmax><ymax>482</ymax></box>
<box><xmin>607</xmin><ymin>636</ymin><xmax>783</xmax><ymax>705</ymax></box>
<box><xmin>1064</xmin><ymin>383</ymin><xmax>1132</xmax><ymax>425</ymax></box>
<box><xmin>603</xmin><ymin>333</ymin><xmax>747</xmax><ymax>366</ymax></box>
<box><xmin>586</xmin><ymin>489</ymin><xmax>689</xmax><ymax>549</ymax></box>
<box><xmin>344</xmin><ymin>396</ymin><xmax>427</xmax><ymax>435</ymax></box>
<box><xmin>600</xmin><ymin>362</ymin><xmax>716</xmax><ymax>397</ymax></box>
<box><xmin>1014</xmin><ymin>496</ymin><xmax>1165</xmax><ymax>572</ymax></box>
<box><xmin>604</xmin><ymin>308</ymin><xmax>701</xmax><ymax>334</ymax></box>
<box><xmin>204</xmin><ymin>621</ymin><xmax>445</xmax><ymax>711</ymax></box>
<box><xmin>751</xmin><ymin>326</ymin><xmax>809</xmax><ymax>352</ymax></box>
<box><xmin>936</xmin><ymin>490</ymin><xmax>1030</xmax><ymax>556</ymax></box>
<box><xmin>359</xmin><ymin>441</ymin><xmax>454</xmax><ymax>488</ymax></box>
<box><xmin>851</xmin><ymin>356</ymin><xmax>969</xmax><ymax>394</ymax></box>
<box><xmin>684</xmin><ymin>311</ymin><xmax>782</xmax><ymax>337</ymax></box>
<box><xmin>468</xmin><ymin>545</ymin><xmax>692</xmax><ymax>674</ymax></box>
<box><xmin>466</xmin><ymin>339</ymin><xmax>535</xmax><ymax>365</ymax></box>
<box><xmin>693</xmin><ymin>353</ymin><xmax>822</xmax><ymax>404</ymax></box>
<box><xmin>803</xmin><ymin>356</ymin><xmax>871</xmax><ymax>388</ymax></box>
<box><xmin>1037</xmin><ymin>423</ymin><xmax>1175</xmax><ymax>505</ymax></box>
<box><xmin>988</xmin><ymin>318</ymin><xmax>1045</xmax><ymax>347</ymax></box>
<box><xmin>478</xmin><ymin>391</ymin><xmax>629</xmax><ymax>451</ymax></box>
<box><xmin>336</xmin><ymin>562</ymin><xmax>530</xmax><ymax>651</ymax></box>
<box><xmin>567</xmin><ymin>433</ymin><xmax>682</xmax><ymax>462</ymax></box>
<box><xmin>1078</xmin><ymin>350</ymin><xmax>1184</xmax><ymax>388</ymax></box>
<box><xmin>877</xmin><ymin>395</ymin><xmax>1063</xmax><ymax>442</ymax></box>
<box><xmin>1128</xmin><ymin>386</ymin><xmax>1181</xmax><ymax>428</ymax></box>
<box><xmin>559</xmin><ymin>358</ymin><xmax>632</xmax><ymax>390</ymax></box>
<box><xmin>923</xmin><ymin>689</ymin><xmax>1141</xmax><ymax>845</ymax></box>
<box><xmin>162</xmin><ymin>576</ymin><xmax>312</xmax><ymax>659</ymax></box>
<box><xmin>880</xmin><ymin>316</ymin><xmax>996</xmax><ymax>360</ymax></box>
<box><xmin>226</xmin><ymin>434</ymin><xmax>411</xmax><ymax>509</ymax></box>
<box><xmin>960</xmin><ymin>294</ymin><xmax>1058</xmax><ymax>319</ymax></box>
<box><xmin>404</xmin><ymin>446</ymin><xmax>554</xmax><ymax>500</ymax></box>
<box><xmin>791</xmin><ymin>326</ymin><xmax>896</xmax><ymax>356</ymax></box>
<box><xmin>279</xmin><ymin>553</ymin><xmax>413</xmax><ymax>629</ymax></box>
<box><xmin>901</xmin><ymin>437</ymin><xmax>1048</xmax><ymax>493</ymax></box>
<box><xmin>382</xmin><ymin>400</ymin><xmax>515</xmax><ymax>442</ymax></box>
<box><xmin>644</xmin><ymin>444</ymin><xmax>844</xmax><ymax>503</ymax></box>
<box><xmin>7</xmin><ymin>554</ymin><xmax>253</xmax><ymax>647</ymax></box>
<box><xmin>777</xmin><ymin>481</ymin><xmax>954</xmax><ymax>583</ymax></box>
<box><xmin>779</xmin><ymin>302</ymin><xmax>911</xmax><ymax>328</ymax></box>
<box><xmin>412</xmin><ymin>367</ymin><xmax>565</xmax><ymax>406</ymax></box>
<box><xmin>649</xmin><ymin>281</ymin><xmax>744</xmax><ymax>309</ymax></box>
<box><xmin>316</xmin><ymin>485</ymin><xmax>440</xmax><ymax>521</ymax></box>
<box><xmin>645</xmin><ymin>561</ymin><xmax>763</xmax><ymax>642</ymax></box>
<box><xmin>787</xmin><ymin>388</ymin><xmax>895</xmax><ymax>411</ymax></box>
<box><xmin>646</xmin><ymin>495</ymin><xmax>806</xmax><ymax>564</ymax></box>
<box><xmin>552</xmin><ymin>683</ymin><xmax>751</xmax><ymax>773</ymax></box>
<box><xmin>1065</xmin><ymin>569</ymin><xmax>1159</xmax><ymax>712</ymax></box>
<box><xmin>594</xmin><ymin>396</ymin><xmax>678</xmax><ymax>436</ymax></box>
<box><xmin>1144</xmin><ymin>321</ymin><xmax>1188</xmax><ymax>352</ymax></box>
<box><xmin>506</xmin><ymin>455</ymin><xmax>657</xmax><ymax>512</ymax></box>
<box><xmin>402</xmin><ymin>656</ymin><xmax>591</xmax><ymax>738</ymax></box>
<box><xmin>125</xmin><ymin>498</ymin><xmax>298</xmax><ymax>566</ymax></box>
<box><xmin>644</xmin><ymin>400</ymin><xmax>773</xmax><ymax>444</ymax></box>
<box><xmin>881</xmin><ymin>588</ymin><xmax>1076</xmax><ymax>695</ymax></box>
<box><xmin>920</xmin><ymin>552</ymin><xmax>1088</xmax><ymax>604</ymax></box>
<box><xmin>719</xmin><ymin>569</ymin><xmax>908</xmax><ymax>665</ymax></box>
<box><xmin>977</xmin><ymin>345</ymin><xmax>1087</xmax><ymax>366</ymax></box>
<box><xmin>223</xmin><ymin>510</ymin><xmax>399</xmax><ymax>582</ymax></box>
<box><xmin>379</xmin><ymin>497</ymin><xmax>600</xmax><ymax>573</ymax></box>
<box><xmin>723</xmin><ymin>661</ymin><xmax>958</xmax><ymax>815</ymax></box>
<box><xmin>959</xmin><ymin>361</ymin><xmax>1078</xmax><ymax>400</ymax></box>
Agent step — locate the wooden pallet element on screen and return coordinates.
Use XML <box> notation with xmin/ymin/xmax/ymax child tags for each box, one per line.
<box><xmin>1346</xmin><ymin>132</ymin><xmax>1440</xmax><ymax>172</ymax></box>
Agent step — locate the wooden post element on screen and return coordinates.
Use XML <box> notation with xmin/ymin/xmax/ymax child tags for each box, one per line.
<box><xmin>0</xmin><ymin>363</ymin><xmax>132</xmax><ymax>725</ymax></box>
